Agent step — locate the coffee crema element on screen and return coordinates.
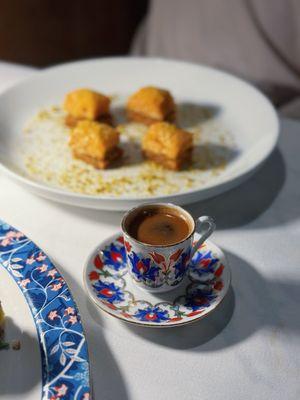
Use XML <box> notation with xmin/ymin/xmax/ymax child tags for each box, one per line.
<box><xmin>128</xmin><ymin>209</ymin><xmax>191</xmax><ymax>246</ymax></box>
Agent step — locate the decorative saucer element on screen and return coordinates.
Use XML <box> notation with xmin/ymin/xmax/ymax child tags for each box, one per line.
<box><xmin>84</xmin><ymin>234</ymin><xmax>231</xmax><ymax>328</ymax></box>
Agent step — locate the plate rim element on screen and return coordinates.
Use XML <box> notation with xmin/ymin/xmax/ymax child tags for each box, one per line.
<box><xmin>83</xmin><ymin>232</ymin><xmax>231</xmax><ymax>328</ymax></box>
<box><xmin>0</xmin><ymin>56</ymin><xmax>279</xmax><ymax>205</ymax></box>
<box><xmin>0</xmin><ymin>219</ymin><xmax>92</xmax><ymax>399</ymax></box>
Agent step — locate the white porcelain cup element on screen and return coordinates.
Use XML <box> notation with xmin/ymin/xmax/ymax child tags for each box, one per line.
<box><xmin>121</xmin><ymin>203</ymin><xmax>216</xmax><ymax>293</ymax></box>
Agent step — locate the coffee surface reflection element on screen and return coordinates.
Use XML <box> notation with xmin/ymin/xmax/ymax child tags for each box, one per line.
<box><xmin>129</xmin><ymin>209</ymin><xmax>191</xmax><ymax>246</ymax></box>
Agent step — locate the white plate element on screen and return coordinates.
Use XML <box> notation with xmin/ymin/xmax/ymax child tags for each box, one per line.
<box><xmin>0</xmin><ymin>57</ymin><xmax>279</xmax><ymax>210</ymax></box>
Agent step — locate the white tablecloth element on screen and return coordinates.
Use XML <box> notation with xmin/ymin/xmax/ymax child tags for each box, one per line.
<box><xmin>0</xmin><ymin>63</ymin><xmax>299</xmax><ymax>400</ymax></box>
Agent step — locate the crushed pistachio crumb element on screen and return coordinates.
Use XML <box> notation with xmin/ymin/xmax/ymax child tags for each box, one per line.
<box><xmin>21</xmin><ymin>103</ymin><xmax>236</xmax><ymax>197</ymax></box>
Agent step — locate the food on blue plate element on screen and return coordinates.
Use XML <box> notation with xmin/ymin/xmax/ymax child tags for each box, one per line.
<box><xmin>64</xmin><ymin>88</ymin><xmax>112</xmax><ymax>127</ymax></box>
<box><xmin>69</xmin><ymin>120</ymin><xmax>122</xmax><ymax>169</ymax></box>
<box><xmin>11</xmin><ymin>340</ymin><xmax>21</xmax><ymax>350</ymax></box>
<box><xmin>0</xmin><ymin>301</ymin><xmax>4</xmax><ymax>333</ymax></box>
<box><xmin>0</xmin><ymin>301</ymin><xmax>8</xmax><ymax>350</ymax></box>
<box><xmin>142</xmin><ymin>122</ymin><xmax>193</xmax><ymax>170</ymax></box>
<box><xmin>126</xmin><ymin>86</ymin><xmax>176</xmax><ymax>125</ymax></box>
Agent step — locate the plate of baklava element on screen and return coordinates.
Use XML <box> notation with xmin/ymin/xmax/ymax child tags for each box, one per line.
<box><xmin>0</xmin><ymin>57</ymin><xmax>279</xmax><ymax>210</ymax></box>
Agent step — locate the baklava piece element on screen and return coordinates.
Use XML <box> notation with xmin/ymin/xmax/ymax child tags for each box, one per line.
<box><xmin>69</xmin><ymin>120</ymin><xmax>122</xmax><ymax>169</ymax></box>
<box><xmin>64</xmin><ymin>88</ymin><xmax>112</xmax><ymax>127</ymax></box>
<box><xmin>127</xmin><ymin>86</ymin><xmax>176</xmax><ymax>125</ymax></box>
<box><xmin>142</xmin><ymin>122</ymin><xmax>193</xmax><ymax>170</ymax></box>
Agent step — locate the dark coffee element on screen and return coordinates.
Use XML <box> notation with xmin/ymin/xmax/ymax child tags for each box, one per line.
<box><xmin>128</xmin><ymin>208</ymin><xmax>191</xmax><ymax>246</ymax></box>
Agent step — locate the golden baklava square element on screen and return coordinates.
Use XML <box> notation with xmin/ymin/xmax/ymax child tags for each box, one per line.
<box><xmin>142</xmin><ymin>122</ymin><xmax>193</xmax><ymax>170</ymax></box>
<box><xmin>69</xmin><ymin>120</ymin><xmax>122</xmax><ymax>169</ymax></box>
<box><xmin>64</xmin><ymin>88</ymin><xmax>112</xmax><ymax>127</ymax></box>
<box><xmin>126</xmin><ymin>86</ymin><xmax>176</xmax><ymax>125</ymax></box>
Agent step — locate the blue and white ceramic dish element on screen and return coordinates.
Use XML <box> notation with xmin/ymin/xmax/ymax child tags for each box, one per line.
<box><xmin>0</xmin><ymin>219</ymin><xmax>91</xmax><ymax>400</ymax></box>
<box><xmin>84</xmin><ymin>233</ymin><xmax>231</xmax><ymax>328</ymax></box>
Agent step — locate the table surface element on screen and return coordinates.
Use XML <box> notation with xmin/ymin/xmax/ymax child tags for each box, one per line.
<box><xmin>0</xmin><ymin>63</ymin><xmax>299</xmax><ymax>400</ymax></box>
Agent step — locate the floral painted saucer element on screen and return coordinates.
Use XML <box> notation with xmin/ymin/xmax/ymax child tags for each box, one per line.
<box><xmin>84</xmin><ymin>234</ymin><xmax>231</xmax><ymax>328</ymax></box>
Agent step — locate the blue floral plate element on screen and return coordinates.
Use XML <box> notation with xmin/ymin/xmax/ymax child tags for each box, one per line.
<box><xmin>84</xmin><ymin>234</ymin><xmax>231</xmax><ymax>328</ymax></box>
<box><xmin>0</xmin><ymin>219</ymin><xmax>91</xmax><ymax>399</ymax></box>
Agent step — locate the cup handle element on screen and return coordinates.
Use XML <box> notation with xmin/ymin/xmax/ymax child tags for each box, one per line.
<box><xmin>190</xmin><ymin>216</ymin><xmax>216</xmax><ymax>259</ymax></box>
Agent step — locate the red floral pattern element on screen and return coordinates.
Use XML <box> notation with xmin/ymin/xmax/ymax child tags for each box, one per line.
<box><xmin>87</xmin><ymin>236</ymin><xmax>229</xmax><ymax>326</ymax></box>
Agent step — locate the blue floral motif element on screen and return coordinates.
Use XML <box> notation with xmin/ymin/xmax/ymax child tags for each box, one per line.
<box><xmin>73</xmin><ymin>361</ymin><xmax>90</xmax><ymax>385</ymax></box>
<box><xmin>0</xmin><ymin>220</ymin><xmax>91</xmax><ymax>400</ymax></box>
<box><xmin>0</xmin><ymin>223</ymin><xmax>10</xmax><ymax>231</ymax></box>
<box><xmin>173</xmin><ymin>250</ymin><xmax>190</xmax><ymax>280</ymax></box>
<box><xmin>134</xmin><ymin>306</ymin><xmax>169</xmax><ymax>323</ymax></box>
<box><xmin>92</xmin><ymin>281</ymin><xmax>124</xmax><ymax>303</ymax></box>
<box><xmin>190</xmin><ymin>249</ymin><xmax>219</xmax><ymax>277</ymax></box>
<box><xmin>184</xmin><ymin>286</ymin><xmax>217</xmax><ymax>311</ymax></box>
<box><xmin>103</xmin><ymin>242</ymin><xmax>127</xmax><ymax>272</ymax></box>
<box><xmin>127</xmin><ymin>251</ymin><xmax>160</xmax><ymax>283</ymax></box>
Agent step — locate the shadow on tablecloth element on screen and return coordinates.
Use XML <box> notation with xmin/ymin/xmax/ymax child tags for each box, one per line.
<box><xmin>0</xmin><ymin>317</ymin><xmax>40</xmax><ymax>396</ymax></box>
<box><xmin>186</xmin><ymin>148</ymin><xmax>288</xmax><ymax>230</ymax></box>
<box><xmin>123</xmin><ymin>249</ymin><xmax>300</xmax><ymax>351</ymax></box>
